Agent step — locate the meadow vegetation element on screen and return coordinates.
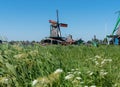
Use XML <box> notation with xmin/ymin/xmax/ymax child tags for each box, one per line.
<box><xmin>0</xmin><ymin>44</ymin><xmax>120</xmax><ymax>87</ymax></box>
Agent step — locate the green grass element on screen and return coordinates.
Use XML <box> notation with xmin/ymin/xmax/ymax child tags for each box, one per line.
<box><xmin>0</xmin><ymin>44</ymin><xmax>120</xmax><ymax>87</ymax></box>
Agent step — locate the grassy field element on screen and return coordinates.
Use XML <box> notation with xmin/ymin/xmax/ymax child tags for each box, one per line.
<box><xmin>0</xmin><ymin>44</ymin><xmax>120</xmax><ymax>87</ymax></box>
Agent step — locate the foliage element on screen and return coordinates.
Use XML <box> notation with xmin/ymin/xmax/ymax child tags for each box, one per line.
<box><xmin>0</xmin><ymin>44</ymin><xmax>120</xmax><ymax>87</ymax></box>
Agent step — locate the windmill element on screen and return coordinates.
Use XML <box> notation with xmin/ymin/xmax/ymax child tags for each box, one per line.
<box><xmin>41</xmin><ymin>10</ymin><xmax>68</xmax><ymax>45</ymax></box>
<box><xmin>49</xmin><ymin>10</ymin><xmax>68</xmax><ymax>38</ymax></box>
<box><xmin>41</xmin><ymin>10</ymin><xmax>81</xmax><ymax>45</ymax></box>
<box><xmin>107</xmin><ymin>11</ymin><xmax>120</xmax><ymax>45</ymax></box>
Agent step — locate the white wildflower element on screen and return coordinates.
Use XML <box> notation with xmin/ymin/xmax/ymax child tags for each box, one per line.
<box><xmin>100</xmin><ymin>69</ymin><xmax>108</xmax><ymax>76</ymax></box>
<box><xmin>105</xmin><ymin>59</ymin><xmax>112</xmax><ymax>62</ymax></box>
<box><xmin>95</xmin><ymin>55</ymin><xmax>101</xmax><ymax>59</ymax></box>
<box><xmin>75</xmin><ymin>77</ymin><xmax>82</xmax><ymax>80</ymax></box>
<box><xmin>73</xmin><ymin>71</ymin><xmax>79</xmax><ymax>74</ymax></box>
<box><xmin>108</xmin><ymin>59</ymin><xmax>112</xmax><ymax>62</ymax></box>
<box><xmin>0</xmin><ymin>77</ymin><xmax>9</xmax><ymax>84</ymax></box>
<box><xmin>32</xmin><ymin>80</ymin><xmax>38</xmax><ymax>86</ymax></box>
<box><xmin>80</xmin><ymin>81</ymin><xmax>84</xmax><ymax>84</ymax></box>
<box><xmin>4</xmin><ymin>78</ymin><xmax>8</xmax><ymax>83</ymax></box>
<box><xmin>104</xmin><ymin>72</ymin><xmax>108</xmax><ymax>75</ymax></box>
<box><xmin>71</xmin><ymin>69</ymin><xmax>75</xmax><ymax>72</ymax></box>
<box><xmin>101</xmin><ymin>60</ymin><xmax>105</xmax><ymax>65</ymax></box>
<box><xmin>90</xmin><ymin>85</ymin><xmax>96</xmax><ymax>87</ymax></box>
<box><xmin>67</xmin><ymin>72</ymin><xmax>72</xmax><ymax>74</ymax></box>
<box><xmin>114</xmin><ymin>83</ymin><xmax>118</xmax><ymax>87</ymax></box>
<box><xmin>75</xmin><ymin>68</ymin><xmax>79</xmax><ymax>71</ymax></box>
<box><xmin>84</xmin><ymin>86</ymin><xmax>88</xmax><ymax>87</ymax></box>
<box><xmin>77</xmin><ymin>71</ymin><xmax>81</xmax><ymax>75</ymax></box>
<box><xmin>95</xmin><ymin>61</ymin><xmax>99</xmax><ymax>65</ymax></box>
<box><xmin>100</xmin><ymin>69</ymin><xmax>104</xmax><ymax>72</ymax></box>
<box><xmin>88</xmin><ymin>71</ymin><xmax>93</xmax><ymax>76</ymax></box>
<box><xmin>100</xmin><ymin>71</ymin><xmax>108</xmax><ymax>76</ymax></box>
<box><xmin>54</xmin><ymin>69</ymin><xmax>63</xmax><ymax>74</ymax></box>
<box><xmin>87</xmin><ymin>71</ymin><xmax>94</xmax><ymax>75</ymax></box>
<box><xmin>65</xmin><ymin>74</ymin><xmax>74</xmax><ymax>80</ymax></box>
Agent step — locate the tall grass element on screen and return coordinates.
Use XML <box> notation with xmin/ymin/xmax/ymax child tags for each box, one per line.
<box><xmin>0</xmin><ymin>44</ymin><xmax>120</xmax><ymax>87</ymax></box>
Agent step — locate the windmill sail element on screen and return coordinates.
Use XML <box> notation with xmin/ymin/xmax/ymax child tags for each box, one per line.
<box><xmin>49</xmin><ymin>20</ymin><xmax>57</xmax><ymax>24</ymax></box>
<box><xmin>60</xmin><ymin>23</ymin><xmax>68</xmax><ymax>27</ymax></box>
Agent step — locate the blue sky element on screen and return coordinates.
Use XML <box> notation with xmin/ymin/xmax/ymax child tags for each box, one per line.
<box><xmin>0</xmin><ymin>0</ymin><xmax>120</xmax><ymax>41</ymax></box>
